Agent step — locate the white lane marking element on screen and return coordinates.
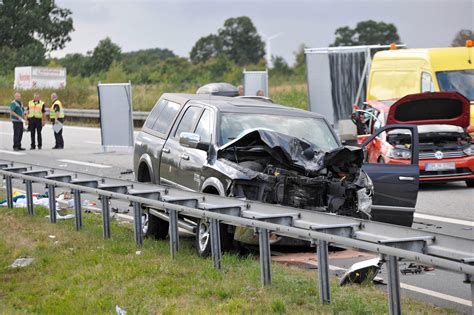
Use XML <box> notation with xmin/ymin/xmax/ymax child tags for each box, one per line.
<box><xmin>400</xmin><ymin>283</ymin><xmax>472</xmax><ymax>307</ymax></box>
<box><xmin>57</xmin><ymin>159</ymin><xmax>112</xmax><ymax>169</ymax></box>
<box><xmin>0</xmin><ymin>149</ymin><xmax>26</xmax><ymax>156</ymax></box>
<box><xmin>326</xmin><ymin>264</ymin><xmax>470</xmax><ymax>306</ymax></box>
<box><xmin>84</xmin><ymin>141</ymin><xmax>101</xmax><ymax>145</ymax></box>
<box><xmin>414</xmin><ymin>213</ymin><xmax>474</xmax><ymax>227</ymax></box>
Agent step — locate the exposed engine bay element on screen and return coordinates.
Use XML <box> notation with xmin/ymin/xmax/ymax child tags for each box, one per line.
<box><xmin>387</xmin><ymin>125</ymin><xmax>471</xmax><ymax>151</ymax></box>
<box><xmin>217</xmin><ymin>129</ymin><xmax>373</xmax><ymax>219</ymax></box>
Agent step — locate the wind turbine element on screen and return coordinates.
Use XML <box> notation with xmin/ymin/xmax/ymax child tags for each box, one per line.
<box><xmin>262</xmin><ymin>32</ymin><xmax>282</xmax><ymax>68</ymax></box>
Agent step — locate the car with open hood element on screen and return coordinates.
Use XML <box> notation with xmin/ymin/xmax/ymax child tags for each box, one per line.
<box><xmin>355</xmin><ymin>92</ymin><xmax>474</xmax><ymax>186</ymax></box>
<box><xmin>134</xmin><ymin>93</ymin><xmax>420</xmax><ymax>255</ymax></box>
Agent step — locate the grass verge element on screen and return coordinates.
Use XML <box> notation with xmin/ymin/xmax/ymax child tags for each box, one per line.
<box><xmin>0</xmin><ymin>204</ymin><xmax>459</xmax><ymax>314</ymax></box>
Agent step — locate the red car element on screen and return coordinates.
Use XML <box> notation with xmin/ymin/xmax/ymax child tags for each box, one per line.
<box><xmin>355</xmin><ymin>92</ymin><xmax>474</xmax><ymax>187</ymax></box>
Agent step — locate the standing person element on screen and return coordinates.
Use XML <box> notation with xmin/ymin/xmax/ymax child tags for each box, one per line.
<box><xmin>50</xmin><ymin>92</ymin><xmax>65</xmax><ymax>149</ymax></box>
<box><xmin>27</xmin><ymin>93</ymin><xmax>46</xmax><ymax>150</ymax></box>
<box><xmin>9</xmin><ymin>92</ymin><xmax>26</xmax><ymax>151</ymax></box>
<box><xmin>238</xmin><ymin>85</ymin><xmax>244</xmax><ymax>96</ymax></box>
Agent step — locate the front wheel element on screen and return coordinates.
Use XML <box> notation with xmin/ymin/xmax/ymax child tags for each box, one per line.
<box><xmin>466</xmin><ymin>180</ymin><xmax>474</xmax><ymax>188</ymax></box>
<box><xmin>195</xmin><ymin>218</ymin><xmax>234</xmax><ymax>257</ymax></box>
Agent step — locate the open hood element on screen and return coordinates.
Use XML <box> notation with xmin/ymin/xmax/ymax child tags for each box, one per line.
<box><xmin>386</xmin><ymin>92</ymin><xmax>470</xmax><ymax>128</ymax></box>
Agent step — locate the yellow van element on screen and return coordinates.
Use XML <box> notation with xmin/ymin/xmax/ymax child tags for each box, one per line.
<box><xmin>367</xmin><ymin>45</ymin><xmax>474</xmax><ymax>131</ymax></box>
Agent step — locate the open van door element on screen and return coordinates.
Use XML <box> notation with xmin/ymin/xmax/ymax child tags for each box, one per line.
<box><xmin>361</xmin><ymin>124</ymin><xmax>419</xmax><ymax>227</ymax></box>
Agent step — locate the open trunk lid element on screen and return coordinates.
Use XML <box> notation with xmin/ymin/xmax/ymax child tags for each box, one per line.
<box><xmin>386</xmin><ymin>92</ymin><xmax>470</xmax><ymax>128</ymax></box>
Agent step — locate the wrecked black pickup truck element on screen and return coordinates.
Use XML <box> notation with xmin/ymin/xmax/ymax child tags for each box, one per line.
<box><xmin>134</xmin><ymin>92</ymin><xmax>419</xmax><ymax>256</ymax></box>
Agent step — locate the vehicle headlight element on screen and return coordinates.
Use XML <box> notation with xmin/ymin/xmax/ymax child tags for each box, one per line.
<box><xmin>387</xmin><ymin>148</ymin><xmax>412</xmax><ymax>160</ymax></box>
<box><xmin>463</xmin><ymin>144</ymin><xmax>474</xmax><ymax>156</ymax></box>
<box><xmin>357</xmin><ymin>188</ymin><xmax>372</xmax><ymax>217</ymax></box>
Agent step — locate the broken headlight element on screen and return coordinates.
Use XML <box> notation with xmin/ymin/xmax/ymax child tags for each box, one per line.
<box><xmin>356</xmin><ymin>171</ymin><xmax>373</xmax><ymax>218</ymax></box>
<box><xmin>357</xmin><ymin>188</ymin><xmax>372</xmax><ymax>218</ymax></box>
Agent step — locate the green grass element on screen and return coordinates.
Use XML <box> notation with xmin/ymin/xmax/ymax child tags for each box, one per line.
<box><xmin>0</xmin><ymin>203</ymin><xmax>459</xmax><ymax>314</ymax></box>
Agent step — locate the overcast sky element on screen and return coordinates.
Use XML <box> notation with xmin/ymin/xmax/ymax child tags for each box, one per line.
<box><xmin>54</xmin><ymin>0</ymin><xmax>473</xmax><ymax>64</ymax></box>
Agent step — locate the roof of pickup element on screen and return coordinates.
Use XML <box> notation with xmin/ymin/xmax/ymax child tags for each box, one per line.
<box><xmin>161</xmin><ymin>93</ymin><xmax>324</xmax><ymax>118</ymax></box>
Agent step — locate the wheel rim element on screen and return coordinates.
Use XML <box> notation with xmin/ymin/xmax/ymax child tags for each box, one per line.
<box><xmin>198</xmin><ymin>219</ymin><xmax>210</xmax><ymax>252</ymax></box>
<box><xmin>142</xmin><ymin>212</ymin><xmax>149</xmax><ymax>235</ymax></box>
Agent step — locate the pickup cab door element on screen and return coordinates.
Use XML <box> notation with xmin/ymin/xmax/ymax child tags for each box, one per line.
<box><xmin>160</xmin><ymin>105</ymin><xmax>203</xmax><ymax>189</ymax></box>
<box><xmin>361</xmin><ymin>124</ymin><xmax>419</xmax><ymax>227</ymax></box>
<box><xmin>179</xmin><ymin>108</ymin><xmax>214</xmax><ymax>191</ymax></box>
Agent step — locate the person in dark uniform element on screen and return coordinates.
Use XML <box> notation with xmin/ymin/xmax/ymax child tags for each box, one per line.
<box><xmin>50</xmin><ymin>92</ymin><xmax>65</xmax><ymax>149</ymax></box>
<box><xmin>9</xmin><ymin>92</ymin><xmax>26</xmax><ymax>151</ymax></box>
<box><xmin>27</xmin><ymin>93</ymin><xmax>46</xmax><ymax>150</ymax></box>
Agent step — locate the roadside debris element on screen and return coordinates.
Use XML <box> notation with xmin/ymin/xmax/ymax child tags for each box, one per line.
<box><xmin>10</xmin><ymin>258</ymin><xmax>34</xmax><ymax>268</ymax></box>
<box><xmin>115</xmin><ymin>305</ymin><xmax>127</xmax><ymax>315</ymax></box>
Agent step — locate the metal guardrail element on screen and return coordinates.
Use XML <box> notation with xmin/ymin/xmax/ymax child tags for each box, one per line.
<box><xmin>0</xmin><ymin>106</ymin><xmax>149</xmax><ymax>121</ymax></box>
<box><xmin>0</xmin><ymin>160</ymin><xmax>473</xmax><ymax>314</ymax></box>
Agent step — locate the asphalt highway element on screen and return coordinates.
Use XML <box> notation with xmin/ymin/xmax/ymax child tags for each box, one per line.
<box><xmin>0</xmin><ymin>121</ymin><xmax>472</xmax><ymax>313</ymax></box>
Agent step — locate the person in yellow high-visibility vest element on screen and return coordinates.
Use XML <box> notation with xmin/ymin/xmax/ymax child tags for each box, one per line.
<box><xmin>50</xmin><ymin>92</ymin><xmax>65</xmax><ymax>149</ymax></box>
<box><xmin>27</xmin><ymin>93</ymin><xmax>46</xmax><ymax>150</ymax></box>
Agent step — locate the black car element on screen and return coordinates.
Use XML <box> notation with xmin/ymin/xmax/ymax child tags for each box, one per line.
<box><xmin>134</xmin><ymin>93</ymin><xmax>419</xmax><ymax>255</ymax></box>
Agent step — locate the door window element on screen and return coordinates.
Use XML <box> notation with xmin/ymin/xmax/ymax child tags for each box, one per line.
<box><xmin>174</xmin><ymin>106</ymin><xmax>202</xmax><ymax>138</ymax></box>
<box><xmin>194</xmin><ymin>109</ymin><xmax>212</xmax><ymax>143</ymax></box>
<box><xmin>421</xmin><ymin>72</ymin><xmax>435</xmax><ymax>92</ymax></box>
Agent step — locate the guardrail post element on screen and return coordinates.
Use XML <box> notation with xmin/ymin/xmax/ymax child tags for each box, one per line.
<box><xmin>25</xmin><ymin>180</ymin><xmax>33</xmax><ymax>215</ymax></box>
<box><xmin>48</xmin><ymin>184</ymin><xmax>56</xmax><ymax>223</ymax></box>
<box><xmin>73</xmin><ymin>189</ymin><xmax>82</xmax><ymax>230</ymax></box>
<box><xmin>210</xmin><ymin>218</ymin><xmax>222</xmax><ymax>270</ymax></box>
<box><xmin>387</xmin><ymin>255</ymin><xmax>401</xmax><ymax>315</ymax></box>
<box><xmin>317</xmin><ymin>239</ymin><xmax>331</xmax><ymax>304</ymax></box>
<box><xmin>5</xmin><ymin>175</ymin><xmax>13</xmax><ymax>208</ymax></box>
<box><xmin>259</xmin><ymin>228</ymin><xmax>272</xmax><ymax>286</ymax></box>
<box><xmin>132</xmin><ymin>201</ymin><xmax>143</xmax><ymax>248</ymax></box>
<box><xmin>168</xmin><ymin>209</ymin><xmax>179</xmax><ymax>258</ymax></box>
<box><xmin>101</xmin><ymin>195</ymin><xmax>111</xmax><ymax>239</ymax></box>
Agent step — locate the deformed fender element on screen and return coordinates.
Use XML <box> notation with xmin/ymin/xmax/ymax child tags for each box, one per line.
<box><xmin>201</xmin><ymin>177</ymin><xmax>226</xmax><ymax>196</ymax></box>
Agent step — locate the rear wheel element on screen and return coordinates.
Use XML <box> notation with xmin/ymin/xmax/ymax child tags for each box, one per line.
<box><xmin>144</xmin><ymin>209</ymin><xmax>169</xmax><ymax>240</ymax></box>
<box><xmin>466</xmin><ymin>180</ymin><xmax>474</xmax><ymax>188</ymax></box>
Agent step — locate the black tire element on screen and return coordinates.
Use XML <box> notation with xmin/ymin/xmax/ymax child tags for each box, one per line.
<box><xmin>377</xmin><ymin>156</ymin><xmax>385</xmax><ymax>164</ymax></box>
<box><xmin>195</xmin><ymin>217</ymin><xmax>234</xmax><ymax>257</ymax></box>
<box><xmin>144</xmin><ymin>209</ymin><xmax>169</xmax><ymax>240</ymax></box>
<box><xmin>466</xmin><ymin>180</ymin><xmax>474</xmax><ymax>188</ymax></box>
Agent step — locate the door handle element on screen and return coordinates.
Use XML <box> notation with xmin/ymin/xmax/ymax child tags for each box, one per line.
<box><xmin>162</xmin><ymin>147</ymin><xmax>170</xmax><ymax>153</ymax></box>
<box><xmin>399</xmin><ymin>176</ymin><xmax>415</xmax><ymax>181</ymax></box>
<box><xmin>181</xmin><ymin>154</ymin><xmax>190</xmax><ymax>160</ymax></box>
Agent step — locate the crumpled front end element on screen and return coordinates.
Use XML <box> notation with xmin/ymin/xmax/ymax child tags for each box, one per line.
<box><xmin>217</xmin><ymin>129</ymin><xmax>373</xmax><ymax>220</ymax></box>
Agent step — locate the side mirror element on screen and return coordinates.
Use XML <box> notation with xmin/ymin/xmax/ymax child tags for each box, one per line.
<box><xmin>179</xmin><ymin>132</ymin><xmax>210</xmax><ymax>151</ymax></box>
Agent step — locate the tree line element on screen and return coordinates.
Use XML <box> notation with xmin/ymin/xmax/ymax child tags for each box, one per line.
<box><xmin>0</xmin><ymin>0</ymin><xmax>471</xmax><ymax>87</ymax></box>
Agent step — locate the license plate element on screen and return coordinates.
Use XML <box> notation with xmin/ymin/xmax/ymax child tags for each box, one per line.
<box><xmin>425</xmin><ymin>162</ymin><xmax>456</xmax><ymax>171</ymax></box>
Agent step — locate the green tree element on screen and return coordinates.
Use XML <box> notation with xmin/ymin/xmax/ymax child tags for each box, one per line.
<box><xmin>270</xmin><ymin>56</ymin><xmax>292</xmax><ymax>76</ymax></box>
<box><xmin>60</xmin><ymin>53</ymin><xmax>90</xmax><ymax>76</ymax></box>
<box><xmin>451</xmin><ymin>29</ymin><xmax>474</xmax><ymax>47</ymax></box>
<box><xmin>0</xmin><ymin>0</ymin><xmax>73</xmax><ymax>74</ymax></box>
<box><xmin>331</xmin><ymin>20</ymin><xmax>400</xmax><ymax>46</ymax></box>
<box><xmin>218</xmin><ymin>16</ymin><xmax>265</xmax><ymax>65</ymax></box>
<box><xmin>88</xmin><ymin>37</ymin><xmax>122</xmax><ymax>74</ymax></box>
<box><xmin>106</xmin><ymin>61</ymin><xmax>127</xmax><ymax>83</ymax></box>
<box><xmin>190</xmin><ymin>34</ymin><xmax>222</xmax><ymax>64</ymax></box>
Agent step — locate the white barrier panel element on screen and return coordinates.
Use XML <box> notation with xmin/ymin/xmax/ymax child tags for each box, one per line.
<box><xmin>243</xmin><ymin>70</ymin><xmax>268</xmax><ymax>96</ymax></box>
<box><xmin>97</xmin><ymin>82</ymin><xmax>134</xmax><ymax>148</ymax></box>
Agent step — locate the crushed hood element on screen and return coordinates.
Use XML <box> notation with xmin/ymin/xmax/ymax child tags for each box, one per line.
<box><xmin>387</xmin><ymin>92</ymin><xmax>470</xmax><ymax>128</ymax></box>
<box><xmin>217</xmin><ymin>129</ymin><xmax>363</xmax><ymax>175</ymax></box>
